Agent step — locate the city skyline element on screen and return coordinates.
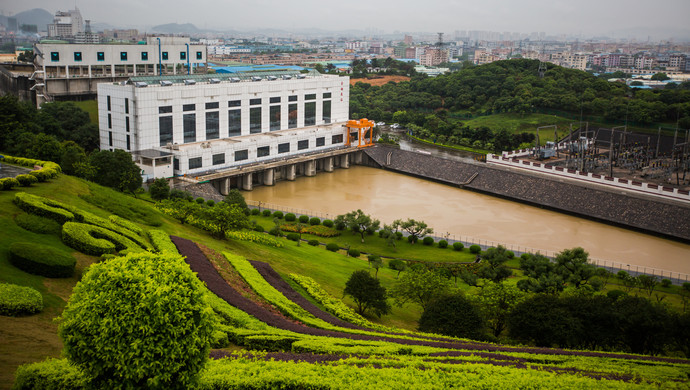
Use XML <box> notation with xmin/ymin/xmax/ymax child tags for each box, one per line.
<box><xmin>3</xmin><ymin>0</ymin><xmax>690</xmax><ymax>40</ymax></box>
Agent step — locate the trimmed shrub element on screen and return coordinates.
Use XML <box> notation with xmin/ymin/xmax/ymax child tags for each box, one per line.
<box><xmin>395</xmin><ymin>231</ymin><xmax>403</xmax><ymax>240</ymax></box>
<box><xmin>438</xmin><ymin>240</ymin><xmax>448</xmax><ymax>249</ymax></box>
<box><xmin>0</xmin><ymin>282</ymin><xmax>43</xmax><ymax>316</ymax></box>
<box><xmin>422</xmin><ymin>237</ymin><xmax>434</xmax><ymax>246</ymax></box>
<box><xmin>14</xmin><ymin>213</ymin><xmax>62</xmax><ymax>235</ymax></box>
<box><xmin>407</xmin><ymin>235</ymin><xmax>418</xmax><ymax>244</ymax></box>
<box><xmin>418</xmin><ymin>294</ymin><xmax>486</xmax><ymax>340</ymax></box>
<box><xmin>13</xmin><ymin>358</ymin><xmax>86</xmax><ymax>390</ymax></box>
<box><xmin>58</xmin><ymin>252</ymin><xmax>215</xmax><ymax>389</ymax></box>
<box><xmin>272</xmin><ymin>211</ymin><xmax>284</xmax><ymax>219</ymax></box>
<box><xmin>303</xmin><ymin>225</ymin><xmax>340</xmax><ymax>237</ymax></box>
<box><xmin>298</xmin><ymin>215</ymin><xmax>310</xmax><ymax>223</ymax></box>
<box><xmin>262</xmin><ymin>209</ymin><xmax>272</xmax><ymax>217</ymax></box>
<box><xmin>308</xmin><ymin>239</ymin><xmax>320</xmax><ymax>246</ymax></box>
<box><xmin>469</xmin><ymin>244</ymin><xmax>482</xmax><ymax>254</ymax></box>
<box><xmin>661</xmin><ymin>279</ymin><xmax>672</xmax><ymax>288</ymax></box>
<box><xmin>148</xmin><ymin>178</ymin><xmax>170</xmax><ymax>201</ymax></box>
<box><xmin>286</xmin><ymin>233</ymin><xmax>300</xmax><ymax>242</ymax></box>
<box><xmin>253</xmin><ymin>225</ymin><xmax>265</xmax><ymax>233</ymax></box>
<box><xmin>9</xmin><ymin>242</ymin><xmax>76</xmax><ymax>278</ymax></box>
<box><xmin>62</xmin><ymin>222</ymin><xmax>145</xmax><ymax>256</ymax></box>
<box><xmin>347</xmin><ymin>248</ymin><xmax>361</xmax><ymax>258</ymax></box>
<box><xmin>0</xmin><ymin>177</ymin><xmax>20</xmax><ymax>190</ymax></box>
<box><xmin>284</xmin><ymin>213</ymin><xmax>296</xmax><ymax>222</ymax></box>
<box><xmin>326</xmin><ymin>243</ymin><xmax>340</xmax><ymax>252</ymax></box>
<box><xmin>13</xmin><ymin>192</ymin><xmax>76</xmax><ymax>225</ymax></box>
<box><xmin>76</xmin><ymin>210</ymin><xmax>151</xmax><ymax>251</ymax></box>
<box><xmin>206</xmin><ymin>200</ymin><xmax>215</xmax><ymax>207</ymax></box>
<box><xmin>322</xmin><ymin>219</ymin><xmax>333</xmax><ymax>228</ymax></box>
<box><xmin>309</xmin><ymin>217</ymin><xmax>321</xmax><ymax>226</ymax></box>
<box><xmin>108</xmin><ymin>215</ymin><xmax>143</xmax><ymax>235</ymax></box>
<box><xmin>147</xmin><ymin>230</ymin><xmax>179</xmax><ymax>254</ymax></box>
<box><xmin>334</xmin><ymin>220</ymin><xmax>346</xmax><ymax>230</ymax></box>
<box><xmin>15</xmin><ymin>174</ymin><xmax>38</xmax><ymax>187</ymax></box>
<box><xmin>506</xmin><ymin>250</ymin><xmax>515</xmax><ymax>259</ymax></box>
<box><xmin>453</xmin><ymin>242</ymin><xmax>464</xmax><ymax>251</ymax></box>
<box><xmin>251</xmin><ymin>208</ymin><xmax>260</xmax><ymax>215</ymax></box>
<box><xmin>195</xmin><ymin>197</ymin><xmax>205</xmax><ymax>204</ymax></box>
<box><xmin>268</xmin><ymin>226</ymin><xmax>282</xmax><ymax>237</ymax></box>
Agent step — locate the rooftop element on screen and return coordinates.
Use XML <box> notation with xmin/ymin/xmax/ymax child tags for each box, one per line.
<box><xmin>127</xmin><ymin>69</ymin><xmax>323</xmax><ymax>87</ymax></box>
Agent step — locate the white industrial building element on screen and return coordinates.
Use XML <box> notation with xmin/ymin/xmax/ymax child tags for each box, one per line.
<box><xmin>98</xmin><ymin>70</ymin><xmax>351</xmax><ymax>180</ymax></box>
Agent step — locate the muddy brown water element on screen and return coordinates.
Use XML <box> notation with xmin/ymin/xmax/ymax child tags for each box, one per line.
<box><xmin>243</xmin><ymin>165</ymin><xmax>690</xmax><ymax>275</ymax></box>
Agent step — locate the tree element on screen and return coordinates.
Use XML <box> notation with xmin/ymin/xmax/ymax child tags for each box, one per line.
<box><xmin>58</xmin><ymin>252</ymin><xmax>216</xmax><ymax>389</ymax></box>
<box><xmin>554</xmin><ymin>247</ymin><xmax>598</xmax><ymax>289</ymax></box>
<box><xmin>651</xmin><ymin>72</ymin><xmax>670</xmax><ymax>81</ymax></box>
<box><xmin>370</xmin><ymin>256</ymin><xmax>383</xmax><ymax>278</ymax></box>
<box><xmin>200</xmin><ymin>202</ymin><xmax>249</xmax><ymax>239</ymax></box>
<box><xmin>88</xmin><ymin>149</ymin><xmax>142</xmax><ymax>192</ymax></box>
<box><xmin>158</xmin><ymin>199</ymin><xmax>199</xmax><ymax>225</ymax></box>
<box><xmin>391</xmin><ymin>218</ymin><xmax>433</xmax><ymax>244</ymax></box>
<box><xmin>149</xmin><ymin>178</ymin><xmax>171</xmax><ymax>201</ymax></box>
<box><xmin>388</xmin><ymin>258</ymin><xmax>406</xmax><ymax>279</ymax></box>
<box><xmin>474</xmin><ymin>282</ymin><xmax>525</xmax><ymax>337</ymax></box>
<box><xmin>338</xmin><ymin>209</ymin><xmax>380</xmax><ymax>243</ymax></box>
<box><xmin>391</xmin><ymin>267</ymin><xmax>452</xmax><ymax>310</ymax></box>
<box><xmin>476</xmin><ymin>245</ymin><xmax>513</xmax><ymax>283</ymax></box>
<box><xmin>517</xmin><ymin>253</ymin><xmax>564</xmax><ymax>294</ymax></box>
<box><xmin>636</xmin><ymin>275</ymin><xmax>658</xmax><ymax>298</ymax></box>
<box><xmin>343</xmin><ymin>270</ymin><xmax>391</xmax><ymax>318</ymax></box>
<box><xmin>17</xmin><ymin>50</ymin><xmax>34</xmax><ymax>63</ymax></box>
<box><xmin>59</xmin><ymin>141</ymin><xmax>86</xmax><ymax>175</ymax></box>
<box><xmin>418</xmin><ymin>294</ymin><xmax>486</xmax><ymax>340</ymax></box>
<box><xmin>224</xmin><ymin>189</ymin><xmax>248</xmax><ymax>211</ymax></box>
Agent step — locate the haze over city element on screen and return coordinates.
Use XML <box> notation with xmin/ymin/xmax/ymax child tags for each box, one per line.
<box><xmin>3</xmin><ymin>0</ymin><xmax>690</xmax><ymax>40</ymax></box>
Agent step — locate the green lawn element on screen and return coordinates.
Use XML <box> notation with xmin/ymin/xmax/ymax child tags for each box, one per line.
<box><xmin>73</xmin><ymin>100</ymin><xmax>98</xmax><ymax>125</ymax></box>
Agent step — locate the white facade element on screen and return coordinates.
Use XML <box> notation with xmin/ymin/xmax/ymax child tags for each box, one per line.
<box><xmin>98</xmin><ymin>72</ymin><xmax>351</xmax><ymax>179</ymax></box>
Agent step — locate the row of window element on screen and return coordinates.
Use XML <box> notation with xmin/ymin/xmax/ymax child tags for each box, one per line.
<box><xmin>51</xmin><ymin>50</ymin><xmax>203</xmax><ymax>62</ymax></box>
<box><xmin>158</xmin><ymin>101</ymin><xmax>331</xmax><ymax>146</ymax></box>
<box><xmin>186</xmin><ymin>135</ymin><xmax>342</xmax><ymax>170</ymax></box>
<box><xmin>156</xmin><ymin>93</ymin><xmax>330</xmax><ymax>113</ymax></box>
<box><xmin>106</xmin><ymin>96</ymin><xmax>129</xmax><ymax>114</ymax></box>
<box><xmin>107</xmin><ymin>131</ymin><xmax>132</xmax><ymax>151</ymax></box>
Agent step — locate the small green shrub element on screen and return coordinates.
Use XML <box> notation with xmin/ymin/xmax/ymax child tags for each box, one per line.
<box><xmin>348</xmin><ymin>248</ymin><xmax>360</xmax><ymax>258</ymax></box>
<box><xmin>308</xmin><ymin>239</ymin><xmax>320</xmax><ymax>246</ymax></box>
<box><xmin>423</xmin><ymin>237</ymin><xmax>434</xmax><ymax>246</ymax></box>
<box><xmin>207</xmin><ymin>200</ymin><xmax>215</xmax><ymax>207</ymax></box>
<box><xmin>607</xmin><ymin>289</ymin><xmax>627</xmax><ymax>300</ymax></box>
<box><xmin>251</xmin><ymin>208</ymin><xmax>260</xmax><ymax>215</ymax></box>
<box><xmin>286</xmin><ymin>233</ymin><xmax>300</xmax><ymax>242</ymax></box>
<box><xmin>299</xmin><ymin>215</ymin><xmax>310</xmax><ymax>223</ymax></box>
<box><xmin>0</xmin><ymin>282</ymin><xmax>43</xmax><ymax>316</ymax></box>
<box><xmin>272</xmin><ymin>211</ymin><xmax>284</xmax><ymax>219</ymax></box>
<box><xmin>438</xmin><ymin>240</ymin><xmax>448</xmax><ymax>249</ymax></box>
<box><xmin>661</xmin><ymin>279</ymin><xmax>672</xmax><ymax>288</ymax></box>
<box><xmin>303</xmin><ymin>225</ymin><xmax>340</xmax><ymax>237</ymax></box>
<box><xmin>147</xmin><ymin>230</ymin><xmax>179</xmax><ymax>254</ymax></box>
<box><xmin>284</xmin><ymin>213</ymin><xmax>296</xmax><ymax>222</ymax></box>
<box><xmin>322</xmin><ymin>219</ymin><xmax>333</xmax><ymax>228</ymax></box>
<box><xmin>253</xmin><ymin>225</ymin><xmax>265</xmax><ymax>233</ymax></box>
<box><xmin>0</xmin><ymin>177</ymin><xmax>20</xmax><ymax>190</ymax></box>
<box><xmin>262</xmin><ymin>210</ymin><xmax>272</xmax><ymax>217</ymax></box>
<box><xmin>326</xmin><ymin>243</ymin><xmax>340</xmax><ymax>252</ymax></box>
<box><xmin>62</xmin><ymin>222</ymin><xmax>145</xmax><ymax>256</ymax></box>
<box><xmin>13</xmin><ymin>358</ymin><xmax>86</xmax><ymax>389</ymax></box>
<box><xmin>334</xmin><ymin>220</ymin><xmax>346</xmax><ymax>230</ymax></box>
<box><xmin>407</xmin><ymin>235</ymin><xmax>418</xmax><ymax>244</ymax></box>
<box><xmin>309</xmin><ymin>217</ymin><xmax>321</xmax><ymax>226</ymax></box>
<box><xmin>15</xmin><ymin>174</ymin><xmax>38</xmax><ymax>187</ymax></box>
<box><xmin>195</xmin><ymin>197</ymin><xmax>205</xmax><ymax>204</ymax></box>
<box><xmin>506</xmin><ymin>250</ymin><xmax>515</xmax><ymax>259</ymax></box>
<box><xmin>210</xmin><ymin>330</ymin><xmax>229</xmax><ymax>349</ymax></box>
<box><xmin>268</xmin><ymin>226</ymin><xmax>282</xmax><ymax>237</ymax></box>
<box><xmin>453</xmin><ymin>242</ymin><xmax>464</xmax><ymax>251</ymax></box>
<box><xmin>14</xmin><ymin>213</ymin><xmax>62</xmax><ymax>235</ymax></box>
<box><xmin>9</xmin><ymin>242</ymin><xmax>76</xmax><ymax>278</ymax></box>
<box><xmin>469</xmin><ymin>244</ymin><xmax>481</xmax><ymax>254</ymax></box>
<box><xmin>395</xmin><ymin>231</ymin><xmax>403</xmax><ymax>240</ymax></box>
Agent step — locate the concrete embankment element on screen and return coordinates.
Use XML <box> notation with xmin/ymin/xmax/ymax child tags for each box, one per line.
<box><xmin>364</xmin><ymin>146</ymin><xmax>690</xmax><ymax>243</ymax></box>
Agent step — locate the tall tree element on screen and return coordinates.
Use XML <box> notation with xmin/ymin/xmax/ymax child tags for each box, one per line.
<box><xmin>201</xmin><ymin>202</ymin><xmax>249</xmax><ymax>239</ymax></box>
<box><xmin>476</xmin><ymin>245</ymin><xmax>513</xmax><ymax>283</ymax></box>
<box><xmin>391</xmin><ymin>267</ymin><xmax>452</xmax><ymax>310</ymax></box>
<box><xmin>474</xmin><ymin>282</ymin><xmax>526</xmax><ymax>337</ymax></box>
<box><xmin>343</xmin><ymin>270</ymin><xmax>391</xmax><ymax>318</ymax></box>
<box><xmin>337</xmin><ymin>209</ymin><xmax>380</xmax><ymax>243</ymax></box>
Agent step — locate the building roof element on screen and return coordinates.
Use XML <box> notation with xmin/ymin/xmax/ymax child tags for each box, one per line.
<box><xmin>211</xmin><ymin>64</ymin><xmax>305</xmax><ymax>73</ymax></box>
<box><xmin>128</xmin><ymin>69</ymin><xmax>322</xmax><ymax>86</ymax></box>
<box><xmin>131</xmin><ymin>149</ymin><xmax>173</xmax><ymax>159</ymax></box>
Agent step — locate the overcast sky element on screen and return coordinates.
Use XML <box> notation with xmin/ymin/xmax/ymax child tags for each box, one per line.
<box><xmin>4</xmin><ymin>0</ymin><xmax>690</xmax><ymax>39</ymax></box>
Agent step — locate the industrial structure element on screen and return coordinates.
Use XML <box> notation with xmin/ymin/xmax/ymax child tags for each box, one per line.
<box><xmin>98</xmin><ymin>70</ymin><xmax>374</xmax><ymax>192</ymax></box>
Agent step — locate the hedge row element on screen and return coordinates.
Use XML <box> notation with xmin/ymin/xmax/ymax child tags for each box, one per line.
<box><xmin>0</xmin><ymin>177</ymin><xmax>20</xmax><ymax>190</ymax></box>
<box><xmin>15</xmin><ymin>174</ymin><xmax>38</xmax><ymax>187</ymax></box>
<box><xmin>147</xmin><ymin>230</ymin><xmax>179</xmax><ymax>254</ymax></box>
<box><xmin>0</xmin><ymin>155</ymin><xmax>61</xmax><ymax>190</ymax></box>
<box><xmin>61</xmin><ymin>222</ymin><xmax>145</xmax><ymax>256</ymax></box>
<box><xmin>109</xmin><ymin>215</ymin><xmax>143</xmax><ymax>235</ymax></box>
<box><xmin>77</xmin><ymin>210</ymin><xmax>151</xmax><ymax>251</ymax></box>
<box><xmin>0</xmin><ymin>282</ymin><xmax>43</xmax><ymax>316</ymax></box>
<box><xmin>9</xmin><ymin>242</ymin><xmax>76</xmax><ymax>278</ymax></box>
<box><xmin>14</xmin><ymin>213</ymin><xmax>62</xmax><ymax>235</ymax></box>
<box><xmin>13</xmin><ymin>192</ymin><xmax>77</xmax><ymax>225</ymax></box>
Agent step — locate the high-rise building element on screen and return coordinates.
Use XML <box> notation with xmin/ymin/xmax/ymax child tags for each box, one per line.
<box><xmin>47</xmin><ymin>8</ymin><xmax>84</xmax><ymax>39</ymax></box>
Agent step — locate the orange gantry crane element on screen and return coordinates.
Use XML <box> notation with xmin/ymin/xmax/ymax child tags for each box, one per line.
<box><xmin>345</xmin><ymin>118</ymin><xmax>376</xmax><ymax>148</ymax></box>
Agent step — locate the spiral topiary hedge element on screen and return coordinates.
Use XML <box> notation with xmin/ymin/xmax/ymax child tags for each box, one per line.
<box><xmin>108</xmin><ymin>215</ymin><xmax>143</xmax><ymax>235</ymax></box>
<box><xmin>14</xmin><ymin>213</ymin><xmax>62</xmax><ymax>235</ymax></box>
<box><xmin>9</xmin><ymin>242</ymin><xmax>76</xmax><ymax>278</ymax></box>
<box><xmin>15</xmin><ymin>174</ymin><xmax>38</xmax><ymax>187</ymax></box>
<box><xmin>62</xmin><ymin>222</ymin><xmax>145</xmax><ymax>256</ymax></box>
<box><xmin>147</xmin><ymin>230</ymin><xmax>179</xmax><ymax>254</ymax></box>
<box><xmin>0</xmin><ymin>282</ymin><xmax>43</xmax><ymax>316</ymax></box>
<box><xmin>13</xmin><ymin>192</ymin><xmax>77</xmax><ymax>225</ymax></box>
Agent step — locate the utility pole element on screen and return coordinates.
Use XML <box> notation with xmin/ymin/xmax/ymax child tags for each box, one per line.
<box><xmin>655</xmin><ymin>127</ymin><xmax>661</xmax><ymax>158</ymax></box>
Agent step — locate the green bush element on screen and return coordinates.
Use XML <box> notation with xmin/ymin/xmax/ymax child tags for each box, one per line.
<box><xmin>506</xmin><ymin>250</ymin><xmax>515</xmax><ymax>259</ymax></box>
<box><xmin>0</xmin><ymin>282</ymin><xmax>43</xmax><ymax>316</ymax></box>
<box><xmin>9</xmin><ymin>242</ymin><xmax>76</xmax><ymax>278</ymax></box>
<box><xmin>395</xmin><ymin>231</ymin><xmax>403</xmax><ymax>240</ymax></box>
<box><xmin>262</xmin><ymin>209</ymin><xmax>272</xmax><ymax>217</ymax></box>
<box><xmin>58</xmin><ymin>252</ymin><xmax>216</xmax><ymax>389</ymax></box>
<box><xmin>303</xmin><ymin>225</ymin><xmax>340</xmax><ymax>237</ymax></box>
<box><xmin>286</xmin><ymin>233</ymin><xmax>300</xmax><ymax>242</ymax></box>
<box><xmin>348</xmin><ymin>248</ymin><xmax>361</xmax><ymax>258</ymax></box>
<box><xmin>469</xmin><ymin>244</ymin><xmax>481</xmax><ymax>254</ymax></box>
<box><xmin>309</xmin><ymin>217</ymin><xmax>321</xmax><ymax>226</ymax></box>
<box><xmin>13</xmin><ymin>358</ymin><xmax>86</xmax><ymax>390</ymax></box>
<box><xmin>0</xmin><ymin>177</ymin><xmax>20</xmax><ymax>190</ymax></box>
<box><xmin>147</xmin><ymin>230</ymin><xmax>178</xmax><ymax>254</ymax></box>
<box><xmin>80</xmin><ymin>183</ymin><xmax>162</xmax><ymax>227</ymax></box>
<box><xmin>251</xmin><ymin>208</ymin><xmax>260</xmax><ymax>215</ymax></box>
<box><xmin>298</xmin><ymin>215</ymin><xmax>310</xmax><ymax>223</ymax></box>
<box><xmin>14</xmin><ymin>213</ymin><xmax>62</xmax><ymax>235</ymax></box>
<box><xmin>422</xmin><ymin>236</ymin><xmax>434</xmax><ymax>245</ymax></box>
<box><xmin>308</xmin><ymin>239</ymin><xmax>320</xmax><ymax>246</ymax></box>
<box><xmin>284</xmin><ymin>213</ymin><xmax>296</xmax><ymax>222</ymax></box>
<box><xmin>272</xmin><ymin>211</ymin><xmax>284</xmax><ymax>219</ymax></box>
<box><xmin>62</xmin><ymin>222</ymin><xmax>145</xmax><ymax>256</ymax></box>
<box><xmin>253</xmin><ymin>225</ymin><xmax>265</xmax><ymax>233</ymax></box>
<box><xmin>607</xmin><ymin>289</ymin><xmax>627</xmax><ymax>300</ymax></box>
<box><xmin>108</xmin><ymin>214</ymin><xmax>143</xmax><ymax>235</ymax></box>
<box><xmin>268</xmin><ymin>226</ymin><xmax>282</xmax><ymax>237</ymax></box>
<box><xmin>453</xmin><ymin>242</ymin><xmax>464</xmax><ymax>251</ymax></box>
<box><xmin>407</xmin><ymin>235</ymin><xmax>418</xmax><ymax>244</ymax></box>
<box><xmin>334</xmin><ymin>220</ymin><xmax>346</xmax><ymax>230</ymax></box>
<box><xmin>438</xmin><ymin>240</ymin><xmax>448</xmax><ymax>249</ymax></box>
<box><xmin>418</xmin><ymin>294</ymin><xmax>486</xmax><ymax>340</ymax></box>
<box><xmin>13</xmin><ymin>192</ymin><xmax>76</xmax><ymax>225</ymax></box>
<box><xmin>326</xmin><ymin>243</ymin><xmax>340</xmax><ymax>252</ymax></box>
<box><xmin>322</xmin><ymin>219</ymin><xmax>333</xmax><ymax>228</ymax></box>
<box><xmin>149</xmin><ymin>178</ymin><xmax>170</xmax><ymax>201</ymax></box>
<box><xmin>195</xmin><ymin>197</ymin><xmax>205</xmax><ymax>204</ymax></box>
<box><xmin>76</xmin><ymin>210</ymin><xmax>151</xmax><ymax>251</ymax></box>
<box><xmin>206</xmin><ymin>200</ymin><xmax>215</xmax><ymax>207</ymax></box>
<box><xmin>15</xmin><ymin>174</ymin><xmax>38</xmax><ymax>187</ymax></box>
<box><xmin>661</xmin><ymin>279</ymin><xmax>672</xmax><ymax>288</ymax></box>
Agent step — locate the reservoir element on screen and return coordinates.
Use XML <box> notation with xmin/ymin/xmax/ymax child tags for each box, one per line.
<box><xmin>243</xmin><ymin>165</ymin><xmax>690</xmax><ymax>275</ymax></box>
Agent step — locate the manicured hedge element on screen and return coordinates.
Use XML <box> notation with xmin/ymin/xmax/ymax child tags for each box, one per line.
<box><xmin>251</xmin><ymin>208</ymin><xmax>260</xmax><ymax>215</ymax></box>
<box><xmin>286</xmin><ymin>233</ymin><xmax>300</xmax><ymax>242</ymax></box>
<box><xmin>13</xmin><ymin>192</ymin><xmax>77</xmax><ymax>225</ymax></box>
<box><xmin>326</xmin><ymin>243</ymin><xmax>340</xmax><ymax>252</ymax></box>
<box><xmin>76</xmin><ymin>210</ymin><xmax>151</xmax><ymax>250</ymax></box>
<box><xmin>262</xmin><ymin>210</ymin><xmax>272</xmax><ymax>217</ymax></box>
<box><xmin>15</xmin><ymin>174</ymin><xmax>38</xmax><ymax>187</ymax></box>
<box><xmin>347</xmin><ymin>248</ymin><xmax>360</xmax><ymax>258</ymax></box>
<box><xmin>422</xmin><ymin>237</ymin><xmax>434</xmax><ymax>246</ymax></box>
<box><xmin>13</xmin><ymin>358</ymin><xmax>86</xmax><ymax>390</ymax></box>
<box><xmin>438</xmin><ymin>240</ymin><xmax>448</xmax><ymax>249</ymax></box>
<box><xmin>14</xmin><ymin>213</ymin><xmax>62</xmax><ymax>235</ymax></box>
<box><xmin>0</xmin><ymin>282</ymin><xmax>43</xmax><ymax>316</ymax></box>
<box><xmin>0</xmin><ymin>177</ymin><xmax>20</xmax><ymax>190</ymax></box>
<box><xmin>253</xmin><ymin>225</ymin><xmax>265</xmax><ymax>233</ymax></box>
<box><xmin>453</xmin><ymin>242</ymin><xmax>464</xmax><ymax>251</ymax></box>
<box><xmin>322</xmin><ymin>219</ymin><xmax>333</xmax><ymax>228</ymax></box>
<box><xmin>272</xmin><ymin>211</ymin><xmax>284</xmax><ymax>219</ymax></box>
<box><xmin>469</xmin><ymin>244</ymin><xmax>481</xmax><ymax>254</ymax></box>
<box><xmin>309</xmin><ymin>217</ymin><xmax>321</xmax><ymax>226</ymax></box>
<box><xmin>147</xmin><ymin>230</ymin><xmax>179</xmax><ymax>254</ymax></box>
<box><xmin>108</xmin><ymin>215</ymin><xmax>143</xmax><ymax>235</ymax></box>
<box><xmin>62</xmin><ymin>222</ymin><xmax>145</xmax><ymax>256</ymax></box>
<box><xmin>308</xmin><ymin>239</ymin><xmax>320</xmax><ymax>246</ymax></box>
<box><xmin>284</xmin><ymin>213</ymin><xmax>296</xmax><ymax>222</ymax></box>
<box><xmin>298</xmin><ymin>215</ymin><xmax>310</xmax><ymax>223</ymax></box>
<box><xmin>9</xmin><ymin>242</ymin><xmax>76</xmax><ymax>278</ymax></box>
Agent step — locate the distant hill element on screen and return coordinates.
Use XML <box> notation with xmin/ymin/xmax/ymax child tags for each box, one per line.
<box><xmin>1</xmin><ymin>8</ymin><xmax>53</xmax><ymax>32</ymax></box>
<box><xmin>151</xmin><ymin>23</ymin><xmax>201</xmax><ymax>34</ymax></box>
